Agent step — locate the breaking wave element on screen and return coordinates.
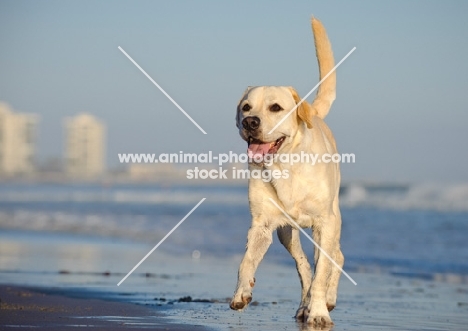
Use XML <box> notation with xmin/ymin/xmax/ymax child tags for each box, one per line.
<box><xmin>0</xmin><ymin>182</ymin><xmax>466</xmax><ymax>211</ymax></box>
<box><xmin>340</xmin><ymin>182</ymin><xmax>468</xmax><ymax>211</ymax></box>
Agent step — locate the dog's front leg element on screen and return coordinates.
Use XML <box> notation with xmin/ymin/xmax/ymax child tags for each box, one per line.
<box><xmin>305</xmin><ymin>223</ymin><xmax>337</xmax><ymax>326</ymax></box>
<box><xmin>230</xmin><ymin>219</ymin><xmax>273</xmax><ymax>310</ymax></box>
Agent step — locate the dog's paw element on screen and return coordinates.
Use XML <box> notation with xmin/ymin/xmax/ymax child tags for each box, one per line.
<box><xmin>296</xmin><ymin>307</ymin><xmax>334</xmax><ymax>330</ymax></box>
<box><xmin>301</xmin><ymin>302</ymin><xmax>334</xmax><ymax>327</ymax></box>
<box><xmin>229</xmin><ymin>292</ymin><xmax>252</xmax><ymax>310</ymax></box>
<box><xmin>230</xmin><ymin>278</ymin><xmax>255</xmax><ymax>310</ymax></box>
<box><xmin>306</xmin><ymin>313</ymin><xmax>333</xmax><ymax>327</ymax></box>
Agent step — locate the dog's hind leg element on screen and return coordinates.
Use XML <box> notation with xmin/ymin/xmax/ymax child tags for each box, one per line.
<box><xmin>277</xmin><ymin>225</ymin><xmax>312</xmax><ymax>320</ymax></box>
<box><xmin>325</xmin><ymin>207</ymin><xmax>344</xmax><ymax>312</ymax></box>
<box><xmin>325</xmin><ymin>246</ymin><xmax>343</xmax><ymax>312</ymax></box>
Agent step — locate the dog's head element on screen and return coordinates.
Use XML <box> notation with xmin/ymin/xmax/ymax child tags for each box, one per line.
<box><xmin>236</xmin><ymin>86</ymin><xmax>315</xmax><ymax>158</ymax></box>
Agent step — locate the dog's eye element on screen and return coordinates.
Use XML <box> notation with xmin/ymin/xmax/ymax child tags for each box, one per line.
<box><xmin>269</xmin><ymin>103</ymin><xmax>283</xmax><ymax>112</ymax></box>
<box><xmin>242</xmin><ymin>104</ymin><xmax>251</xmax><ymax>112</ymax></box>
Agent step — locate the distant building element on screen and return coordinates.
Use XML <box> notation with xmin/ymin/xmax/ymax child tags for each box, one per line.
<box><xmin>64</xmin><ymin>113</ymin><xmax>105</xmax><ymax>178</ymax></box>
<box><xmin>0</xmin><ymin>102</ymin><xmax>38</xmax><ymax>176</ymax></box>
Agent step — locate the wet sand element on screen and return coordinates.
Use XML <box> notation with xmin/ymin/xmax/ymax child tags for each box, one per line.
<box><xmin>0</xmin><ymin>285</ymin><xmax>209</xmax><ymax>330</ymax></box>
<box><xmin>1</xmin><ymin>230</ymin><xmax>468</xmax><ymax>330</ymax></box>
<box><xmin>1</xmin><ymin>272</ymin><xmax>468</xmax><ymax>331</ymax></box>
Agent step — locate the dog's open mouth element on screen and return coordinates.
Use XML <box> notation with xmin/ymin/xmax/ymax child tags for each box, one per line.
<box><xmin>247</xmin><ymin>136</ymin><xmax>286</xmax><ymax>158</ymax></box>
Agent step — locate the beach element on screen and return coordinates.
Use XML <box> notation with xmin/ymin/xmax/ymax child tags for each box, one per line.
<box><xmin>1</xmin><ymin>183</ymin><xmax>468</xmax><ymax>330</ymax></box>
<box><xmin>2</xmin><ymin>274</ymin><xmax>468</xmax><ymax>331</ymax></box>
<box><xmin>0</xmin><ymin>285</ymin><xmax>206</xmax><ymax>330</ymax></box>
<box><xmin>1</xmin><ymin>228</ymin><xmax>468</xmax><ymax>330</ymax></box>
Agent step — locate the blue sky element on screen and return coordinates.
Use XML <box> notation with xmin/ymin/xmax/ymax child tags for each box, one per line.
<box><xmin>0</xmin><ymin>0</ymin><xmax>467</xmax><ymax>182</ymax></box>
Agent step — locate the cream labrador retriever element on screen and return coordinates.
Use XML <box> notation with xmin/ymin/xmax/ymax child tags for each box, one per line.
<box><xmin>230</xmin><ymin>18</ymin><xmax>343</xmax><ymax>327</ymax></box>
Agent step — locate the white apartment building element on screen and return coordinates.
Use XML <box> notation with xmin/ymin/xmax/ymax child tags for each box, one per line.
<box><xmin>65</xmin><ymin>113</ymin><xmax>105</xmax><ymax>178</ymax></box>
<box><xmin>0</xmin><ymin>102</ymin><xmax>37</xmax><ymax>176</ymax></box>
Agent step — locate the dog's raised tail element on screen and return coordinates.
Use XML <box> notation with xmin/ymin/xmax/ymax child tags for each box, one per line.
<box><xmin>310</xmin><ymin>17</ymin><xmax>336</xmax><ymax>119</ymax></box>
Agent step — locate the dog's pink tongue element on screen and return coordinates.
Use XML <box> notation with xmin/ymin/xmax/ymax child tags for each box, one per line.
<box><xmin>248</xmin><ymin>142</ymin><xmax>270</xmax><ymax>158</ymax></box>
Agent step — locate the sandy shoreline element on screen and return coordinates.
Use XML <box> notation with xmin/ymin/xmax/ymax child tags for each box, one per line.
<box><xmin>2</xmin><ymin>272</ymin><xmax>468</xmax><ymax>330</ymax></box>
<box><xmin>0</xmin><ymin>285</ymin><xmax>211</xmax><ymax>330</ymax></box>
<box><xmin>1</xmin><ymin>230</ymin><xmax>468</xmax><ymax>330</ymax></box>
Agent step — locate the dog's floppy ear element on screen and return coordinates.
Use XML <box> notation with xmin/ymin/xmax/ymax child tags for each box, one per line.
<box><xmin>288</xmin><ymin>87</ymin><xmax>316</xmax><ymax>129</ymax></box>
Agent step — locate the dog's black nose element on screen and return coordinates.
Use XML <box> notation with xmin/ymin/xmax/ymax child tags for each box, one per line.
<box><xmin>242</xmin><ymin>116</ymin><xmax>260</xmax><ymax>131</ymax></box>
